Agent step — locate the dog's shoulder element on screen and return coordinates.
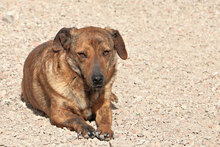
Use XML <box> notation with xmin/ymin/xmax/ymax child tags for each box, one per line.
<box><xmin>32</xmin><ymin>40</ymin><xmax>53</xmax><ymax>56</ymax></box>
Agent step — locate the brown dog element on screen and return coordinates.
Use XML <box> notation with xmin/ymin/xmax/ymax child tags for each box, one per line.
<box><xmin>21</xmin><ymin>26</ymin><xmax>127</xmax><ymax>141</ymax></box>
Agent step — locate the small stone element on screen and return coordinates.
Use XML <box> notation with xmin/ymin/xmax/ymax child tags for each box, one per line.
<box><xmin>2</xmin><ymin>14</ymin><xmax>14</xmax><ymax>23</ymax></box>
<box><xmin>132</xmin><ymin>96</ymin><xmax>142</xmax><ymax>104</ymax></box>
<box><xmin>2</xmin><ymin>10</ymin><xmax>18</xmax><ymax>23</ymax></box>
<box><xmin>136</xmin><ymin>113</ymin><xmax>141</xmax><ymax>116</ymax></box>
<box><xmin>198</xmin><ymin>92</ymin><xmax>203</xmax><ymax>96</ymax></box>
<box><xmin>136</xmin><ymin>139</ymin><xmax>146</xmax><ymax>145</ymax></box>
<box><xmin>137</xmin><ymin>132</ymin><xmax>144</xmax><ymax>137</ymax></box>
<box><xmin>0</xmin><ymin>90</ymin><xmax>7</xmax><ymax>97</ymax></box>
<box><xmin>181</xmin><ymin>104</ymin><xmax>187</xmax><ymax>110</ymax></box>
<box><xmin>211</xmin><ymin>87</ymin><xmax>216</xmax><ymax>92</ymax></box>
<box><xmin>213</xmin><ymin>72</ymin><xmax>218</xmax><ymax>76</ymax></box>
<box><xmin>1</xmin><ymin>99</ymin><xmax>11</xmax><ymax>105</ymax></box>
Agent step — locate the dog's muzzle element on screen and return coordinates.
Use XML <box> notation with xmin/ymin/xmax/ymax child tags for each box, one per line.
<box><xmin>91</xmin><ymin>74</ymin><xmax>104</xmax><ymax>88</ymax></box>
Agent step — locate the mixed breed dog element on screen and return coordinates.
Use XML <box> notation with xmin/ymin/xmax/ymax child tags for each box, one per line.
<box><xmin>21</xmin><ymin>26</ymin><xmax>127</xmax><ymax>141</ymax></box>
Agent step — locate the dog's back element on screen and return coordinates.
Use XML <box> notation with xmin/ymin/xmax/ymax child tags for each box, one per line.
<box><xmin>22</xmin><ymin>41</ymin><xmax>53</xmax><ymax>114</ymax></box>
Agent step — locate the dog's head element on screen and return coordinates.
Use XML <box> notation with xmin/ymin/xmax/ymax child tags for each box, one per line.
<box><xmin>53</xmin><ymin>26</ymin><xmax>127</xmax><ymax>89</ymax></box>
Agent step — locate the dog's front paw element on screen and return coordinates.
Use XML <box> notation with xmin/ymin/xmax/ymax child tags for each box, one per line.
<box><xmin>95</xmin><ymin>125</ymin><xmax>114</xmax><ymax>141</ymax></box>
<box><xmin>77</xmin><ymin>124</ymin><xmax>96</xmax><ymax>139</ymax></box>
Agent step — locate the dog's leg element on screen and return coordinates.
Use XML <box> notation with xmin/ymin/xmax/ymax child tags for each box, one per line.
<box><xmin>94</xmin><ymin>98</ymin><xmax>113</xmax><ymax>141</ymax></box>
<box><xmin>49</xmin><ymin>105</ymin><xmax>95</xmax><ymax>139</ymax></box>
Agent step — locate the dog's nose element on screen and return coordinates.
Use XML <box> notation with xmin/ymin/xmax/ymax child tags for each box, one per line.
<box><xmin>92</xmin><ymin>74</ymin><xmax>104</xmax><ymax>87</ymax></box>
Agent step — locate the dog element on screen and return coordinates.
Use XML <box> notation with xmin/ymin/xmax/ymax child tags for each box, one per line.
<box><xmin>21</xmin><ymin>26</ymin><xmax>127</xmax><ymax>141</ymax></box>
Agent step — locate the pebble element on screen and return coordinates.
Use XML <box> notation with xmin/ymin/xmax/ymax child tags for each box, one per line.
<box><xmin>137</xmin><ymin>132</ymin><xmax>144</xmax><ymax>137</ymax></box>
<box><xmin>0</xmin><ymin>90</ymin><xmax>7</xmax><ymax>97</ymax></box>
<box><xmin>212</xmin><ymin>72</ymin><xmax>218</xmax><ymax>77</ymax></box>
<box><xmin>211</xmin><ymin>86</ymin><xmax>218</xmax><ymax>92</ymax></box>
<box><xmin>2</xmin><ymin>14</ymin><xmax>14</xmax><ymax>23</ymax></box>
<box><xmin>136</xmin><ymin>139</ymin><xmax>146</xmax><ymax>145</ymax></box>
<box><xmin>132</xmin><ymin>96</ymin><xmax>142</xmax><ymax>104</ymax></box>
<box><xmin>181</xmin><ymin>104</ymin><xmax>187</xmax><ymax>110</ymax></box>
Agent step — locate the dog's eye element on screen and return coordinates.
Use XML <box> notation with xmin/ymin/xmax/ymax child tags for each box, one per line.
<box><xmin>103</xmin><ymin>50</ymin><xmax>110</xmax><ymax>56</ymax></box>
<box><xmin>78</xmin><ymin>52</ymin><xmax>87</xmax><ymax>58</ymax></box>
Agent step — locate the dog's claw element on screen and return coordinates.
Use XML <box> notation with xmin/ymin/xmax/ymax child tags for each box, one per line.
<box><xmin>95</xmin><ymin>132</ymin><xmax>99</xmax><ymax>136</ymax></box>
<box><xmin>88</xmin><ymin>132</ymin><xmax>91</xmax><ymax>136</ymax></box>
<box><xmin>95</xmin><ymin>130</ymin><xmax>102</xmax><ymax>136</ymax></box>
<box><xmin>77</xmin><ymin>131</ymin><xmax>83</xmax><ymax>139</ymax></box>
<box><xmin>99</xmin><ymin>134</ymin><xmax>105</xmax><ymax>140</ymax></box>
<box><xmin>77</xmin><ymin>131</ymin><xmax>82</xmax><ymax>137</ymax></box>
<box><xmin>84</xmin><ymin>134</ymin><xmax>89</xmax><ymax>139</ymax></box>
<box><xmin>87</xmin><ymin>131</ymin><xmax>95</xmax><ymax>138</ymax></box>
<box><xmin>107</xmin><ymin>133</ymin><xmax>110</xmax><ymax>138</ymax></box>
<box><xmin>92</xmin><ymin>131</ymin><xmax>95</xmax><ymax>136</ymax></box>
<box><xmin>78</xmin><ymin>131</ymin><xmax>82</xmax><ymax>136</ymax></box>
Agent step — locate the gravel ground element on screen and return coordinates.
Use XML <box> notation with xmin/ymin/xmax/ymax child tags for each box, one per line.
<box><xmin>0</xmin><ymin>0</ymin><xmax>219</xmax><ymax>146</ymax></box>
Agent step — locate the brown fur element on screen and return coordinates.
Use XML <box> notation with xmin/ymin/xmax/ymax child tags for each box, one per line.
<box><xmin>22</xmin><ymin>26</ymin><xmax>127</xmax><ymax>141</ymax></box>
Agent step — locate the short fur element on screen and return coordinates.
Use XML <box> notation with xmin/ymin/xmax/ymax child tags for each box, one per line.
<box><xmin>22</xmin><ymin>26</ymin><xmax>127</xmax><ymax>141</ymax></box>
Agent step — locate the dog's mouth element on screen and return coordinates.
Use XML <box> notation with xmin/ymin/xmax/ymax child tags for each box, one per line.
<box><xmin>92</xmin><ymin>84</ymin><xmax>104</xmax><ymax>89</ymax></box>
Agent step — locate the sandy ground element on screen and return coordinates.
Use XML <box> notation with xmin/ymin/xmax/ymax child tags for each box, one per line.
<box><xmin>0</xmin><ymin>0</ymin><xmax>219</xmax><ymax>146</ymax></box>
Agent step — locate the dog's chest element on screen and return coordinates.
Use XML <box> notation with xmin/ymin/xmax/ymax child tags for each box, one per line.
<box><xmin>80</xmin><ymin>91</ymin><xmax>99</xmax><ymax>119</ymax></box>
<box><xmin>50</xmin><ymin>75</ymin><xmax>100</xmax><ymax>120</ymax></box>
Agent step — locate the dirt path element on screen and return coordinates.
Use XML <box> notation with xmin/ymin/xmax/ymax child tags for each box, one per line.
<box><xmin>0</xmin><ymin>0</ymin><xmax>219</xmax><ymax>146</ymax></box>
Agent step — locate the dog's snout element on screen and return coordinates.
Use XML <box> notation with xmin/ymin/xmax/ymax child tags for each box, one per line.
<box><xmin>92</xmin><ymin>74</ymin><xmax>104</xmax><ymax>88</ymax></box>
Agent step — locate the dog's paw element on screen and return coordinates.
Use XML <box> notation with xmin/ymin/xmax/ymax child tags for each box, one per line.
<box><xmin>77</xmin><ymin>124</ymin><xmax>95</xmax><ymax>139</ymax></box>
<box><xmin>95</xmin><ymin>125</ymin><xmax>114</xmax><ymax>141</ymax></box>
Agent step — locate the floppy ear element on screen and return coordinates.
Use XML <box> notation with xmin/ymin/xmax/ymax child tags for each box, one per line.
<box><xmin>105</xmin><ymin>27</ymin><xmax>128</xmax><ymax>60</ymax></box>
<box><xmin>53</xmin><ymin>27</ymin><xmax>76</xmax><ymax>52</ymax></box>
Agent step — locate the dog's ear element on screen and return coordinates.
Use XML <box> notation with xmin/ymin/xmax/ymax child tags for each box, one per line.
<box><xmin>105</xmin><ymin>27</ymin><xmax>128</xmax><ymax>60</ymax></box>
<box><xmin>53</xmin><ymin>27</ymin><xmax>77</xmax><ymax>52</ymax></box>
